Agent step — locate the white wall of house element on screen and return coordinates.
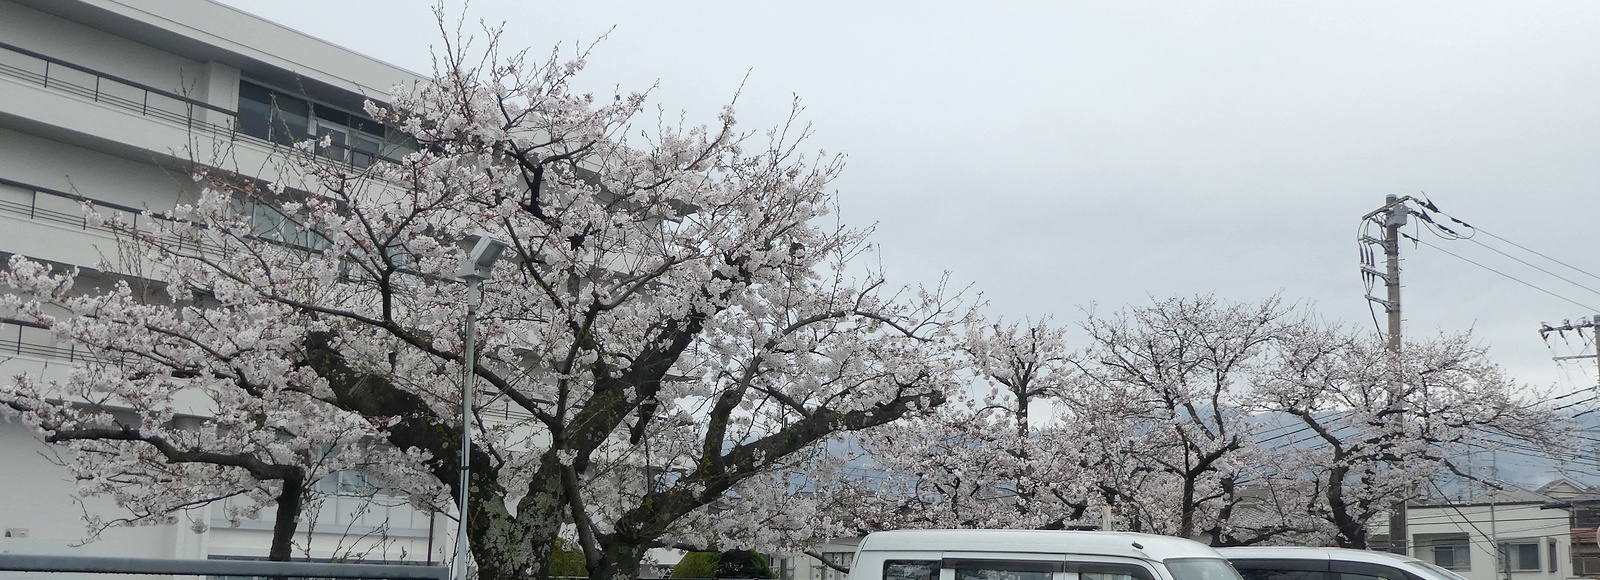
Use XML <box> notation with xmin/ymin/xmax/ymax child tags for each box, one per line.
<box><xmin>1409</xmin><ymin>502</ymin><xmax>1573</xmax><ymax>580</ymax></box>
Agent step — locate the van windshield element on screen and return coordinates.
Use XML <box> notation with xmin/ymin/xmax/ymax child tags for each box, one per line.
<box><xmin>1166</xmin><ymin>558</ymin><xmax>1245</xmax><ymax>580</ymax></box>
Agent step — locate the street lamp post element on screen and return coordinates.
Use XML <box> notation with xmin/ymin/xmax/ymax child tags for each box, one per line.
<box><xmin>452</xmin><ymin>234</ymin><xmax>507</xmax><ymax>580</ymax></box>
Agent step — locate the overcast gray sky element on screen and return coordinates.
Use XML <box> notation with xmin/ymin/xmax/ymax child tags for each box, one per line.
<box><xmin>217</xmin><ymin>0</ymin><xmax>1600</xmax><ymax>397</ymax></box>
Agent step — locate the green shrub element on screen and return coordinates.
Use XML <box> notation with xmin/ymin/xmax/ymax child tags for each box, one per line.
<box><xmin>672</xmin><ymin>551</ymin><xmax>721</xmax><ymax>579</ymax></box>
<box><xmin>714</xmin><ymin>549</ymin><xmax>773</xmax><ymax>579</ymax></box>
<box><xmin>550</xmin><ymin>539</ymin><xmax>588</xmax><ymax>577</ymax></box>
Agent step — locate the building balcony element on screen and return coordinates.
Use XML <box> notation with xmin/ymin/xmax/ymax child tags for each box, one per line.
<box><xmin>0</xmin><ymin>41</ymin><xmax>410</xmax><ymax>176</ymax></box>
<box><xmin>0</xmin><ymin>38</ymin><xmax>236</xmax><ymax>139</ymax></box>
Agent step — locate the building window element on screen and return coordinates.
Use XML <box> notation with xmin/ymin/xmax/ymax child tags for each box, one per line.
<box><xmin>233</xmin><ymin>197</ymin><xmax>331</xmax><ymax>251</ymax></box>
<box><xmin>1434</xmin><ymin>542</ymin><xmax>1470</xmax><ymax>570</ymax></box>
<box><xmin>314</xmin><ymin>470</ymin><xmax>380</xmax><ymax>496</ymax></box>
<box><xmin>1548</xmin><ymin>539</ymin><xmax>1559</xmax><ymax>573</ymax></box>
<box><xmin>1499</xmin><ymin>542</ymin><xmax>1541</xmax><ymax>572</ymax></box>
<box><xmin>237</xmin><ymin>80</ymin><xmax>410</xmax><ymax>167</ymax></box>
<box><xmin>239</xmin><ymin>81</ymin><xmax>308</xmax><ymax>146</ymax></box>
<box><xmin>774</xmin><ymin>557</ymin><xmax>793</xmax><ymax>580</ymax></box>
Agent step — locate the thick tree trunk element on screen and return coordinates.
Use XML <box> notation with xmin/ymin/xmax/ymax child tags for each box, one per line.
<box><xmin>467</xmin><ymin>507</ymin><xmax>544</xmax><ymax>580</ymax></box>
<box><xmin>488</xmin><ymin>464</ymin><xmax>568</xmax><ymax>580</ymax></box>
<box><xmin>269</xmin><ymin>473</ymin><xmax>305</xmax><ymax>561</ymax></box>
<box><xmin>1325</xmin><ymin>463</ymin><xmax>1367</xmax><ymax>548</ymax></box>
<box><xmin>1179</xmin><ymin>474</ymin><xmax>1197</xmax><ymax>538</ymax></box>
<box><xmin>305</xmin><ymin>331</ymin><xmax>544</xmax><ymax>577</ymax></box>
<box><xmin>589</xmin><ymin>541</ymin><xmax>646</xmax><ymax>580</ymax></box>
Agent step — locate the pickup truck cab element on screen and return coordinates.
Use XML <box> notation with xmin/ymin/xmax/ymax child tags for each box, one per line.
<box><xmin>848</xmin><ymin>530</ymin><xmax>1243</xmax><ymax>580</ymax></box>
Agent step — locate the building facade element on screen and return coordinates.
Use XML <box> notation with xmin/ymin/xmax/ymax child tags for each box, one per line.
<box><xmin>0</xmin><ymin>0</ymin><xmax>440</xmax><ymax>565</ymax></box>
<box><xmin>1408</xmin><ymin>487</ymin><xmax>1575</xmax><ymax>580</ymax></box>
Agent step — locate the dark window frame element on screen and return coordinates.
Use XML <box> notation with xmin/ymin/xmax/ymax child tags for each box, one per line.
<box><xmin>1499</xmin><ymin>542</ymin><xmax>1542</xmax><ymax>572</ymax></box>
<box><xmin>236</xmin><ymin>79</ymin><xmax>411</xmax><ymax>167</ymax></box>
<box><xmin>1432</xmin><ymin>542</ymin><xmax>1470</xmax><ymax>571</ymax></box>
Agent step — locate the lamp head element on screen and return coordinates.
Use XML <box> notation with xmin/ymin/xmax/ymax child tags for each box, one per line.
<box><xmin>458</xmin><ymin>233</ymin><xmax>508</xmax><ymax>281</ymax></box>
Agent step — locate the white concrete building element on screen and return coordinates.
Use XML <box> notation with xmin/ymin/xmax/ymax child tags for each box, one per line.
<box><xmin>0</xmin><ymin>0</ymin><xmax>440</xmax><ymax>566</ymax></box>
<box><xmin>1408</xmin><ymin>487</ymin><xmax>1575</xmax><ymax>580</ymax></box>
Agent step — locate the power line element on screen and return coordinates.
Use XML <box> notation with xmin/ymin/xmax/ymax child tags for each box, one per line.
<box><xmin>1553</xmin><ymin>395</ymin><xmax>1600</xmax><ymax>412</ymax></box>
<box><xmin>1411</xmin><ymin>196</ymin><xmax>1600</xmax><ymax>285</ymax></box>
<box><xmin>1467</xmin><ymin>237</ymin><xmax>1600</xmax><ymax>300</ymax></box>
<box><xmin>1474</xmin><ymin>227</ymin><xmax>1600</xmax><ymax>285</ymax></box>
<box><xmin>1405</xmin><ymin>234</ymin><xmax>1600</xmax><ymax>312</ymax></box>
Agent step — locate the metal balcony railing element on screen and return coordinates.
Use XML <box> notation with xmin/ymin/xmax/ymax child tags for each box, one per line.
<box><xmin>0</xmin><ymin>176</ymin><xmax>221</xmax><ymax>257</ymax></box>
<box><xmin>0</xmin><ymin>42</ymin><xmax>422</xmax><ymax>173</ymax></box>
<box><xmin>0</xmin><ymin>318</ymin><xmax>107</xmax><ymax>364</ymax></box>
<box><xmin>0</xmin><ymin>40</ymin><xmax>238</xmax><ymax>134</ymax></box>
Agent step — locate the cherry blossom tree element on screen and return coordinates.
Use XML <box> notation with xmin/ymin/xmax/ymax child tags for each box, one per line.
<box><xmin>850</xmin><ymin>318</ymin><xmax>1098</xmax><ymax>532</ymax></box>
<box><xmin>1064</xmin><ymin>296</ymin><xmax>1305</xmax><ymax>542</ymax></box>
<box><xmin>1063</xmin><ymin>296</ymin><xmax>1567</xmax><ymax>547</ymax></box>
<box><xmin>857</xmin><ymin>394</ymin><xmax>1062</xmax><ymax>529</ymax></box>
<box><xmin>1253</xmin><ymin>325</ymin><xmax>1567</xmax><ymax>548</ymax></box>
<box><xmin>850</xmin><ymin>303</ymin><xmax>1324</xmax><ymax>543</ymax></box>
<box><xmin>0</xmin><ymin>33</ymin><xmax>969</xmax><ymax>580</ymax></box>
<box><xmin>816</xmin><ymin>293</ymin><xmax>1568</xmax><ymax>551</ymax></box>
<box><xmin>0</xmin><ymin>260</ymin><xmax>437</xmax><ymax>561</ymax></box>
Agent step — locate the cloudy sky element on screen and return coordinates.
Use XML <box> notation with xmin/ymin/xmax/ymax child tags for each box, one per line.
<box><xmin>218</xmin><ymin>1</ymin><xmax>1600</xmax><ymax>397</ymax></box>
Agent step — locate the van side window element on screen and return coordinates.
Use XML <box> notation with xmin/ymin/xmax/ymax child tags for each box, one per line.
<box><xmin>1331</xmin><ymin>561</ymin><xmax>1418</xmax><ymax>580</ymax></box>
<box><xmin>1227</xmin><ymin>558</ymin><xmax>1327</xmax><ymax>580</ymax></box>
<box><xmin>954</xmin><ymin>567</ymin><xmax>1051</xmax><ymax>580</ymax></box>
<box><xmin>946</xmin><ymin>559</ymin><xmax>1059</xmax><ymax>580</ymax></box>
<box><xmin>885</xmin><ymin>560</ymin><xmax>940</xmax><ymax>580</ymax></box>
<box><xmin>1236</xmin><ymin>570</ymin><xmax>1322</xmax><ymax>580</ymax></box>
<box><xmin>1165</xmin><ymin>558</ymin><xmax>1246</xmax><ymax>580</ymax></box>
<box><xmin>1078</xmin><ymin>563</ymin><xmax>1158</xmax><ymax>580</ymax></box>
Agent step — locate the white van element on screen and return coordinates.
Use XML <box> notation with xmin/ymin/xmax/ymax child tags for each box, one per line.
<box><xmin>847</xmin><ymin>530</ymin><xmax>1244</xmax><ymax>580</ymax></box>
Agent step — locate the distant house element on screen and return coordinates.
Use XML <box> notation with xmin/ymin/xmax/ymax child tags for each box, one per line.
<box><xmin>1406</xmin><ymin>485</ymin><xmax>1573</xmax><ymax>580</ymax></box>
<box><xmin>1537</xmin><ymin>479</ymin><xmax>1600</xmax><ymax>578</ymax></box>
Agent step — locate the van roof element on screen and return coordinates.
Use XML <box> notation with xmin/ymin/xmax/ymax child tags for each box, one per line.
<box><xmin>857</xmin><ymin>530</ymin><xmax>1226</xmax><ymax>562</ymax></box>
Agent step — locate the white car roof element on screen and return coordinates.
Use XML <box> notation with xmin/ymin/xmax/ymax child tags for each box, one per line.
<box><xmin>1215</xmin><ymin>546</ymin><xmax>1470</xmax><ymax>580</ymax></box>
<box><xmin>857</xmin><ymin>530</ymin><xmax>1227</xmax><ymax>562</ymax></box>
<box><xmin>1214</xmin><ymin>546</ymin><xmax>1424</xmax><ymax>566</ymax></box>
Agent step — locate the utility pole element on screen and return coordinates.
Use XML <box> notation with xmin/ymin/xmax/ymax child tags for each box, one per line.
<box><xmin>1360</xmin><ymin>194</ymin><xmax>1408</xmax><ymax>353</ymax></box>
<box><xmin>1383</xmin><ymin>196</ymin><xmax>1404</xmax><ymax>355</ymax></box>
<box><xmin>1539</xmin><ymin>316</ymin><xmax>1600</xmax><ymax>383</ymax></box>
<box><xmin>1491</xmin><ymin>452</ymin><xmax>1504</xmax><ymax>580</ymax></box>
<box><xmin>1363</xmin><ymin>194</ymin><xmax>1409</xmax><ymax>554</ymax></box>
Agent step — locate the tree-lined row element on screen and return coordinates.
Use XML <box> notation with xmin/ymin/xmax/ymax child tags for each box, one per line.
<box><xmin>0</xmin><ymin>27</ymin><xmax>1566</xmax><ymax>580</ymax></box>
<box><xmin>832</xmin><ymin>297</ymin><xmax>1563</xmax><ymax>550</ymax></box>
